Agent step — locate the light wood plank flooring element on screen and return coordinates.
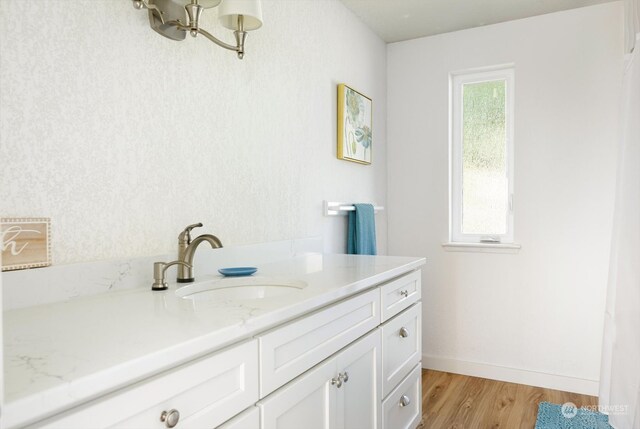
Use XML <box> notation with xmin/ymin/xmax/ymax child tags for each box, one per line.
<box><xmin>421</xmin><ymin>369</ymin><xmax>598</xmax><ymax>428</ymax></box>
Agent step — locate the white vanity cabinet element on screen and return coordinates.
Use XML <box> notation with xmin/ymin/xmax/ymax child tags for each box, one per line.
<box><xmin>257</xmin><ymin>270</ymin><xmax>422</xmax><ymax>429</ymax></box>
<box><xmin>23</xmin><ymin>269</ymin><xmax>423</xmax><ymax>429</ymax></box>
<box><xmin>258</xmin><ymin>329</ymin><xmax>381</xmax><ymax>429</ymax></box>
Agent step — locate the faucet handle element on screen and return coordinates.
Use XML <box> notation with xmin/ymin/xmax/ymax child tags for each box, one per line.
<box><xmin>178</xmin><ymin>223</ymin><xmax>204</xmax><ymax>244</ymax></box>
<box><xmin>152</xmin><ymin>260</ymin><xmax>192</xmax><ymax>291</ymax></box>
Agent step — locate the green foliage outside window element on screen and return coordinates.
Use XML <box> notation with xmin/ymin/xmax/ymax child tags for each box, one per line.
<box><xmin>462</xmin><ymin>80</ymin><xmax>506</xmax><ymax>171</ymax></box>
<box><xmin>461</xmin><ymin>79</ymin><xmax>508</xmax><ymax>235</ymax></box>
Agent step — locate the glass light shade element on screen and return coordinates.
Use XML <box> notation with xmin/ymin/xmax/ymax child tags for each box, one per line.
<box><xmin>218</xmin><ymin>0</ymin><xmax>263</xmax><ymax>31</ymax></box>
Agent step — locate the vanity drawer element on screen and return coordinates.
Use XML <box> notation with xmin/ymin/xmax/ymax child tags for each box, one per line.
<box><xmin>382</xmin><ymin>364</ymin><xmax>422</xmax><ymax>429</ymax></box>
<box><xmin>382</xmin><ymin>303</ymin><xmax>422</xmax><ymax>398</ymax></box>
<box><xmin>380</xmin><ymin>271</ymin><xmax>421</xmax><ymax>322</ymax></box>
<box><xmin>259</xmin><ymin>288</ymin><xmax>380</xmax><ymax>397</ymax></box>
<box><xmin>35</xmin><ymin>340</ymin><xmax>259</xmax><ymax>429</ymax></box>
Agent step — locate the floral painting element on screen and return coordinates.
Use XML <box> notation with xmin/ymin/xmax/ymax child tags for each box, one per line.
<box><xmin>338</xmin><ymin>84</ymin><xmax>372</xmax><ymax>164</ymax></box>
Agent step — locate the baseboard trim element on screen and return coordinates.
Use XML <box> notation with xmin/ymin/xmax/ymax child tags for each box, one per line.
<box><xmin>422</xmin><ymin>354</ymin><xmax>599</xmax><ymax>396</ymax></box>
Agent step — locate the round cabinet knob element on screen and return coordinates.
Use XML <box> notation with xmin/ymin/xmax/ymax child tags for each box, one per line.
<box><xmin>160</xmin><ymin>409</ymin><xmax>180</xmax><ymax>428</ymax></box>
<box><xmin>399</xmin><ymin>327</ymin><xmax>409</xmax><ymax>338</ymax></box>
<box><xmin>399</xmin><ymin>395</ymin><xmax>411</xmax><ymax>408</ymax></box>
<box><xmin>400</xmin><ymin>290</ymin><xmax>409</xmax><ymax>298</ymax></box>
<box><xmin>331</xmin><ymin>376</ymin><xmax>343</xmax><ymax>388</ymax></box>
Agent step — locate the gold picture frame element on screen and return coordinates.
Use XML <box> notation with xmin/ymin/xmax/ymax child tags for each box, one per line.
<box><xmin>337</xmin><ymin>84</ymin><xmax>372</xmax><ymax>164</ymax></box>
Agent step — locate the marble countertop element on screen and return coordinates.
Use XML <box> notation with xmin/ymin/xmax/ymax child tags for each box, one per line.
<box><xmin>3</xmin><ymin>253</ymin><xmax>425</xmax><ymax>427</ymax></box>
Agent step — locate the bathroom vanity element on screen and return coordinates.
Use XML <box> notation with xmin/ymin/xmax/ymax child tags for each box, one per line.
<box><xmin>3</xmin><ymin>252</ymin><xmax>425</xmax><ymax>429</ymax></box>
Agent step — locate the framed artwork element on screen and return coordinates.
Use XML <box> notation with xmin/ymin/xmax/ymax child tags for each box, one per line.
<box><xmin>1</xmin><ymin>218</ymin><xmax>51</xmax><ymax>271</ymax></box>
<box><xmin>337</xmin><ymin>84</ymin><xmax>372</xmax><ymax>164</ymax></box>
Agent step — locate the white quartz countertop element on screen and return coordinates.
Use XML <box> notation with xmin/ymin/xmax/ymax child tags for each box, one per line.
<box><xmin>4</xmin><ymin>253</ymin><xmax>425</xmax><ymax>427</ymax></box>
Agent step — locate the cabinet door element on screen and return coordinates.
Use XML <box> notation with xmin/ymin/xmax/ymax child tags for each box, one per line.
<box><xmin>335</xmin><ymin>330</ymin><xmax>382</xmax><ymax>429</ymax></box>
<box><xmin>259</xmin><ymin>356</ymin><xmax>336</xmax><ymax>429</ymax></box>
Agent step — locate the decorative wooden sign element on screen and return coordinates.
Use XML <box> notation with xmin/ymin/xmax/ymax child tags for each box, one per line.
<box><xmin>1</xmin><ymin>218</ymin><xmax>51</xmax><ymax>271</ymax></box>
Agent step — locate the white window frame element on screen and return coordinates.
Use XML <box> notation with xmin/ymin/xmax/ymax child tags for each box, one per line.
<box><xmin>449</xmin><ymin>65</ymin><xmax>515</xmax><ymax>244</ymax></box>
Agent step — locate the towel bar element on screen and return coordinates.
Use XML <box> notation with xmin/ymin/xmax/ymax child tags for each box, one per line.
<box><xmin>324</xmin><ymin>201</ymin><xmax>385</xmax><ymax>216</ymax></box>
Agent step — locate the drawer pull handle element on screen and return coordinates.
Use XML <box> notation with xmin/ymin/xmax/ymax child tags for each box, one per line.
<box><xmin>400</xmin><ymin>290</ymin><xmax>409</xmax><ymax>298</ymax></box>
<box><xmin>160</xmin><ymin>409</ymin><xmax>180</xmax><ymax>428</ymax></box>
<box><xmin>399</xmin><ymin>327</ymin><xmax>409</xmax><ymax>338</ymax></box>
<box><xmin>399</xmin><ymin>395</ymin><xmax>411</xmax><ymax>408</ymax></box>
<box><xmin>331</xmin><ymin>376</ymin><xmax>343</xmax><ymax>388</ymax></box>
<box><xmin>332</xmin><ymin>372</ymin><xmax>349</xmax><ymax>388</ymax></box>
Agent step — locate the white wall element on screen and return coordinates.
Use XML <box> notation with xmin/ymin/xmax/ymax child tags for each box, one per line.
<box><xmin>388</xmin><ymin>3</ymin><xmax>623</xmax><ymax>394</ymax></box>
<box><xmin>0</xmin><ymin>0</ymin><xmax>387</xmax><ymax>264</ymax></box>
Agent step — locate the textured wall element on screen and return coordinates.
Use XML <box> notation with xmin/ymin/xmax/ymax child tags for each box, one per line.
<box><xmin>388</xmin><ymin>3</ymin><xmax>623</xmax><ymax>393</ymax></box>
<box><xmin>0</xmin><ymin>0</ymin><xmax>387</xmax><ymax>264</ymax></box>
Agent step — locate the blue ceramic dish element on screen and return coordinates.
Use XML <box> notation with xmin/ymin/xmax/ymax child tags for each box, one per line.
<box><xmin>218</xmin><ymin>267</ymin><xmax>258</xmax><ymax>277</ymax></box>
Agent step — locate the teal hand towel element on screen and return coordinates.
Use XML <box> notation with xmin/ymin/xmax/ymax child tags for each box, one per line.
<box><xmin>347</xmin><ymin>203</ymin><xmax>377</xmax><ymax>255</ymax></box>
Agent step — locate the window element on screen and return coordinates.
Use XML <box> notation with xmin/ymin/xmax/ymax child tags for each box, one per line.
<box><xmin>450</xmin><ymin>66</ymin><xmax>514</xmax><ymax>244</ymax></box>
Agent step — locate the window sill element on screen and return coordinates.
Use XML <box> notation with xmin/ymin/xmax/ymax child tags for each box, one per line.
<box><xmin>442</xmin><ymin>242</ymin><xmax>521</xmax><ymax>254</ymax></box>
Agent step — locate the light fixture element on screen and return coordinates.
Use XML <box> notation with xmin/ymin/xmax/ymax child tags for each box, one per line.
<box><xmin>132</xmin><ymin>0</ymin><xmax>263</xmax><ymax>59</ymax></box>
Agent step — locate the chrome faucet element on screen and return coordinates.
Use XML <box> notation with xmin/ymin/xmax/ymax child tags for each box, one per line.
<box><xmin>177</xmin><ymin>223</ymin><xmax>223</xmax><ymax>283</ymax></box>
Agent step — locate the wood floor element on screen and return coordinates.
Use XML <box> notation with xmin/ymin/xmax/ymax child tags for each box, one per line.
<box><xmin>420</xmin><ymin>369</ymin><xmax>598</xmax><ymax>428</ymax></box>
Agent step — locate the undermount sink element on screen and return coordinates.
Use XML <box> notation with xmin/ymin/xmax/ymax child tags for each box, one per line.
<box><xmin>175</xmin><ymin>276</ymin><xmax>307</xmax><ymax>301</ymax></box>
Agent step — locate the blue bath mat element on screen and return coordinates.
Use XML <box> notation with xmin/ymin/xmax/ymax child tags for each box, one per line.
<box><xmin>535</xmin><ymin>402</ymin><xmax>612</xmax><ymax>429</ymax></box>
